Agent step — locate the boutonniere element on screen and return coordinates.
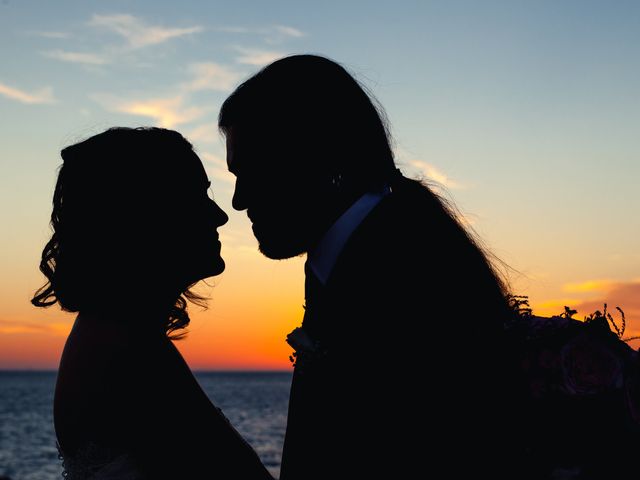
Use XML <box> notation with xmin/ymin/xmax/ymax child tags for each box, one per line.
<box><xmin>286</xmin><ymin>326</ymin><xmax>328</xmax><ymax>371</ymax></box>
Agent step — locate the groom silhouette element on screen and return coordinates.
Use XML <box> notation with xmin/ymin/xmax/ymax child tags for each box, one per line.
<box><xmin>220</xmin><ymin>55</ymin><xmax>522</xmax><ymax>479</ymax></box>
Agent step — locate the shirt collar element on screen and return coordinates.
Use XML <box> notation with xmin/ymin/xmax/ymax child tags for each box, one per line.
<box><xmin>307</xmin><ymin>186</ymin><xmax>390</xmax><ymax>285</ymax></box>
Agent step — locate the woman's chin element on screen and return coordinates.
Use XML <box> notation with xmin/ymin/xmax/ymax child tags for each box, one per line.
<box><xmin>183</xmin><ymin>258</ymin><xmax>225</xmax><ymax>285</ymax></box>
<box><xmin>205</xmin><ymin>258</ymin><xmax>226</xmax><ymax>278</ymax></box>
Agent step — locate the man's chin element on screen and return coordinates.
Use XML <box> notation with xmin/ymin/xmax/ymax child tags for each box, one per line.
<box><xmin>257</xmin><ymin>240</ymin><xmax>305</xmax><ymax>260</ymax></box>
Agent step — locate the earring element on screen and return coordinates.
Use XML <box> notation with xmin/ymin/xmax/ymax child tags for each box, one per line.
<box><xmin>331</xmin><ymin>173</ymin><xmax>343</xmax><ymax>188</ymax></box>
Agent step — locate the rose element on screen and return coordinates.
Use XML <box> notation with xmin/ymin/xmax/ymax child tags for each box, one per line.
<box><xmin>560</xmin><ymin>332</ymin><xmax>624</xmax><ymax>396</ymax></box>
<box><xmin>286</xmin><ymin>327</ymin><xmax>317</xmax><ymax>354</ymax></box>
<box><xmin>286</xmin><ymin>326</ymin><xmax>328</xmax><ymax>371</ymax></box>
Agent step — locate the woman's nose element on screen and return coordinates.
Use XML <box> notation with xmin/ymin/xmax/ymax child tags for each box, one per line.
<box><xmin>212</xmin><ymin>201</ymin><xmax>229</xmax><ymax>227</ymax></box>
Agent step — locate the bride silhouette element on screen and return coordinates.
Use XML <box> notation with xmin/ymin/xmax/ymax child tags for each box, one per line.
<box><xmin>32</xmin><ymin>127</ymin><xmax>273</xmax><ymax>479</ymax></box>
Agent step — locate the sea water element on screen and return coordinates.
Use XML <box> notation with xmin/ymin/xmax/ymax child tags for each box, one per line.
<box><xmin>0</xmin><ymin>371</ymin><xmax>291</xmax><ymax>480</ymax></box>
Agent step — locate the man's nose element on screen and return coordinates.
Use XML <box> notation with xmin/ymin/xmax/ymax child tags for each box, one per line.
<box><xmin>231</xmin><ymin>178</ymin><xmax>247</xmax><ymax>211</ymax></box>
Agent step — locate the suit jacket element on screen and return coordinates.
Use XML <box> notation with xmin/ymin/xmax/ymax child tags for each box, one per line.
<box><xmin>280</xmin><ymin>183</ymin><xmax>521</xmax><ymax>479</ymax></box>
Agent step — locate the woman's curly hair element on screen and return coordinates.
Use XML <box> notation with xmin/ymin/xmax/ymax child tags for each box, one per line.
<box><xmin>32</xmin><ymin>127</ymin><xmax>209</xmax><ymax>337</ymax></box>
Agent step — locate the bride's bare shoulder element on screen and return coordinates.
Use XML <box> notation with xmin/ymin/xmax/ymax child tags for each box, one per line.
<box><xmin>56</xmin><ymin>312</ymin><xmax>172</xmax><ymax>399</ymax></box>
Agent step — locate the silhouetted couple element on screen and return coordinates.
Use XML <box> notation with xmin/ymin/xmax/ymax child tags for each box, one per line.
<box><xmin>34</xmin><ymin>55</ymin><xmax>631</xmax><ymax>479</ymax></box>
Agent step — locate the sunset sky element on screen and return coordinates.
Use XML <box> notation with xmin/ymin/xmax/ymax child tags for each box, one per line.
<box><xmin>1</xmin><ymin>0</ymin><xmax>638</xmax><ymax>369</ymax></box>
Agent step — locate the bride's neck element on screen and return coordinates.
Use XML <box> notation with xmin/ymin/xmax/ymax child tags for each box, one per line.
<box><xmin>77</xmin><ymin>295</ymin><xmax>180</xmax><ymax>335</ymax></box>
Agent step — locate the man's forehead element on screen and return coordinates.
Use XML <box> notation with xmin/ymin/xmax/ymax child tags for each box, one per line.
<box><xmin>226</xmin><ymin>129</ymin><xmax>255</xmax><ymax>175</ymax></box>
<box><xmin>225</xmin><ymin>127</ymin><xmax>269</xmax><ymax>169</ymax></box>
<box><xmin>225</xmin><ymin>128</ymin><xmax>237</xmax><ymax>169</ymax></box>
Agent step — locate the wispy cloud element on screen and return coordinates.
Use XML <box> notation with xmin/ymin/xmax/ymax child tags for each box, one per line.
<box><xmin>182</xmin><ymin>62</ymin><xmax>243</xmax><ymax>92</ymax></box>
<box><xmin>91</xmin><ymin>93</ymin><xmax>209</xmax><ymax>128</ymax></box>
<box><xmin>402</xmin><ymin>158</ymin><xmax>464</xmax><ymax>190</ymax></box>
<box><xmin>42</xmin><ymin>14</ymin><xmax>203</xmax><ymax>68</ymax></box>
<box><xmin>394</xmin><ymin>147</ymin><xmax>464</xmax><ymax>190</ymax></box>
<box><xmin>533</xmin><ymin>280</ymin><xmax>640</xmax><ymax>341</ymax></box>
<box><xmin>201</xmin><ymin>151</ymin><xmax>226</xmax><ymax>166</ymax></box>
<box><xmin>234</xmin><ymin>46</ymin><xmax>285</xmax><ymax>66</ymax></box>
<box><xmin>218</xmin><ymin>228</ymin><xmax>260</xmax><ymax>256</ymax></box>
<box><xmin>88</xmin><ymin>13</ymin><xmax>203</xmax><ymax>49</ymax></box>
<box><xmin>570</xmin><ymin>280</ymin><xmax>640</xmax><ymax>339</ymax></box>
<box><xmin>0</xmin><ymin>319</ymin><xmax>70</xmax><ymax>336</ymax></box>
<box><xmin>0</xmin><ymin>81</ymin><xmax>56</xmax><ymax>104</ymax></box>
<box><xmin>201</xmin><ymin>151</ymin><xmax>234</xmax><ymax>185</ymax></box>
<box><xmin>533</xmin><ymin>298</ymin><xmax>582</xmax><ymax>315</ymax></box>
<box><xmin>215</xmin><ymin>24</ymin><xmax>305</xmax><ymax>44</ymax></box>
<box><xmin>563</xmin><ymin>279</ymin><xmax>617</xmax><ymax>294</ymax></box>
<box><xmin>90</xmin><ymin>60</ymin><xmax>239</xmax><ymax>127</ymax></box>
<box><xmin>30</xmin><ymin>30</ymin><xmax>71</xmax><ymax>39</ymax></box>
<box><xmin>272</xmin><ymin>25</ymin><xmax>305</xmax><ymax>38</ymax></box>
<box><xmin>43</xmin><ymin>49</ymin><xmax>108</xmax><ymax>65</ymax></box>
<box><xmin>420</xmin><ymin>162</ymin><xmax>463</xmax><ymax>189</ymax></box>
<box><xmin>188</xmin><ymin>122</ymin><xmax>221</xmax><ymax>144</ymax></box>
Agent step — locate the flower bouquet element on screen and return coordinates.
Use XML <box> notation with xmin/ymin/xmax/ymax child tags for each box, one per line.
<box><xmin>506</xmin><ymin>296</ymin><xmax>640</xmax><ymax>478</ymax></box>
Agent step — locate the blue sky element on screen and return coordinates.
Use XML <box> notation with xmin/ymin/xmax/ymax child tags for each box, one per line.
<box><xmin>1</xmin><ymin>0</ymin><xmax>639</xmax><ymax>366</ymax></box>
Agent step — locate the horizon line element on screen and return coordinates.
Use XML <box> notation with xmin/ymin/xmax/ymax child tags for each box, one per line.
<box><xmin>0</xmin><ymin>368</ymin><xmax>292</xmax><ymax>373</ymax></box>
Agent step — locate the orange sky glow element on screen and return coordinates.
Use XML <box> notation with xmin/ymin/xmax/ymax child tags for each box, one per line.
<box><xmin>1</xmin><ymin>2</ymin><xmax>638</xmax><ymax>370</ymax></box>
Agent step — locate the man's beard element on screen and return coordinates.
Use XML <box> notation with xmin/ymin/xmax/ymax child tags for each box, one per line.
<box><xmin>257</xmin><ymin>235</ymin><xmax>307</xmax><ymax>260</ymax></box>
<box><xmin>253</xmin><ymin>221</ymin><xmax>309</xmax><ymax>260</ymax></box>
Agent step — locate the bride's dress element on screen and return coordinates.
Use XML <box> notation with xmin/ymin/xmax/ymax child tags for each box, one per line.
<box><xmin>58</xmin><ymin>443</ymin><xmax>146</xmax><ymax>480</ymax></box>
